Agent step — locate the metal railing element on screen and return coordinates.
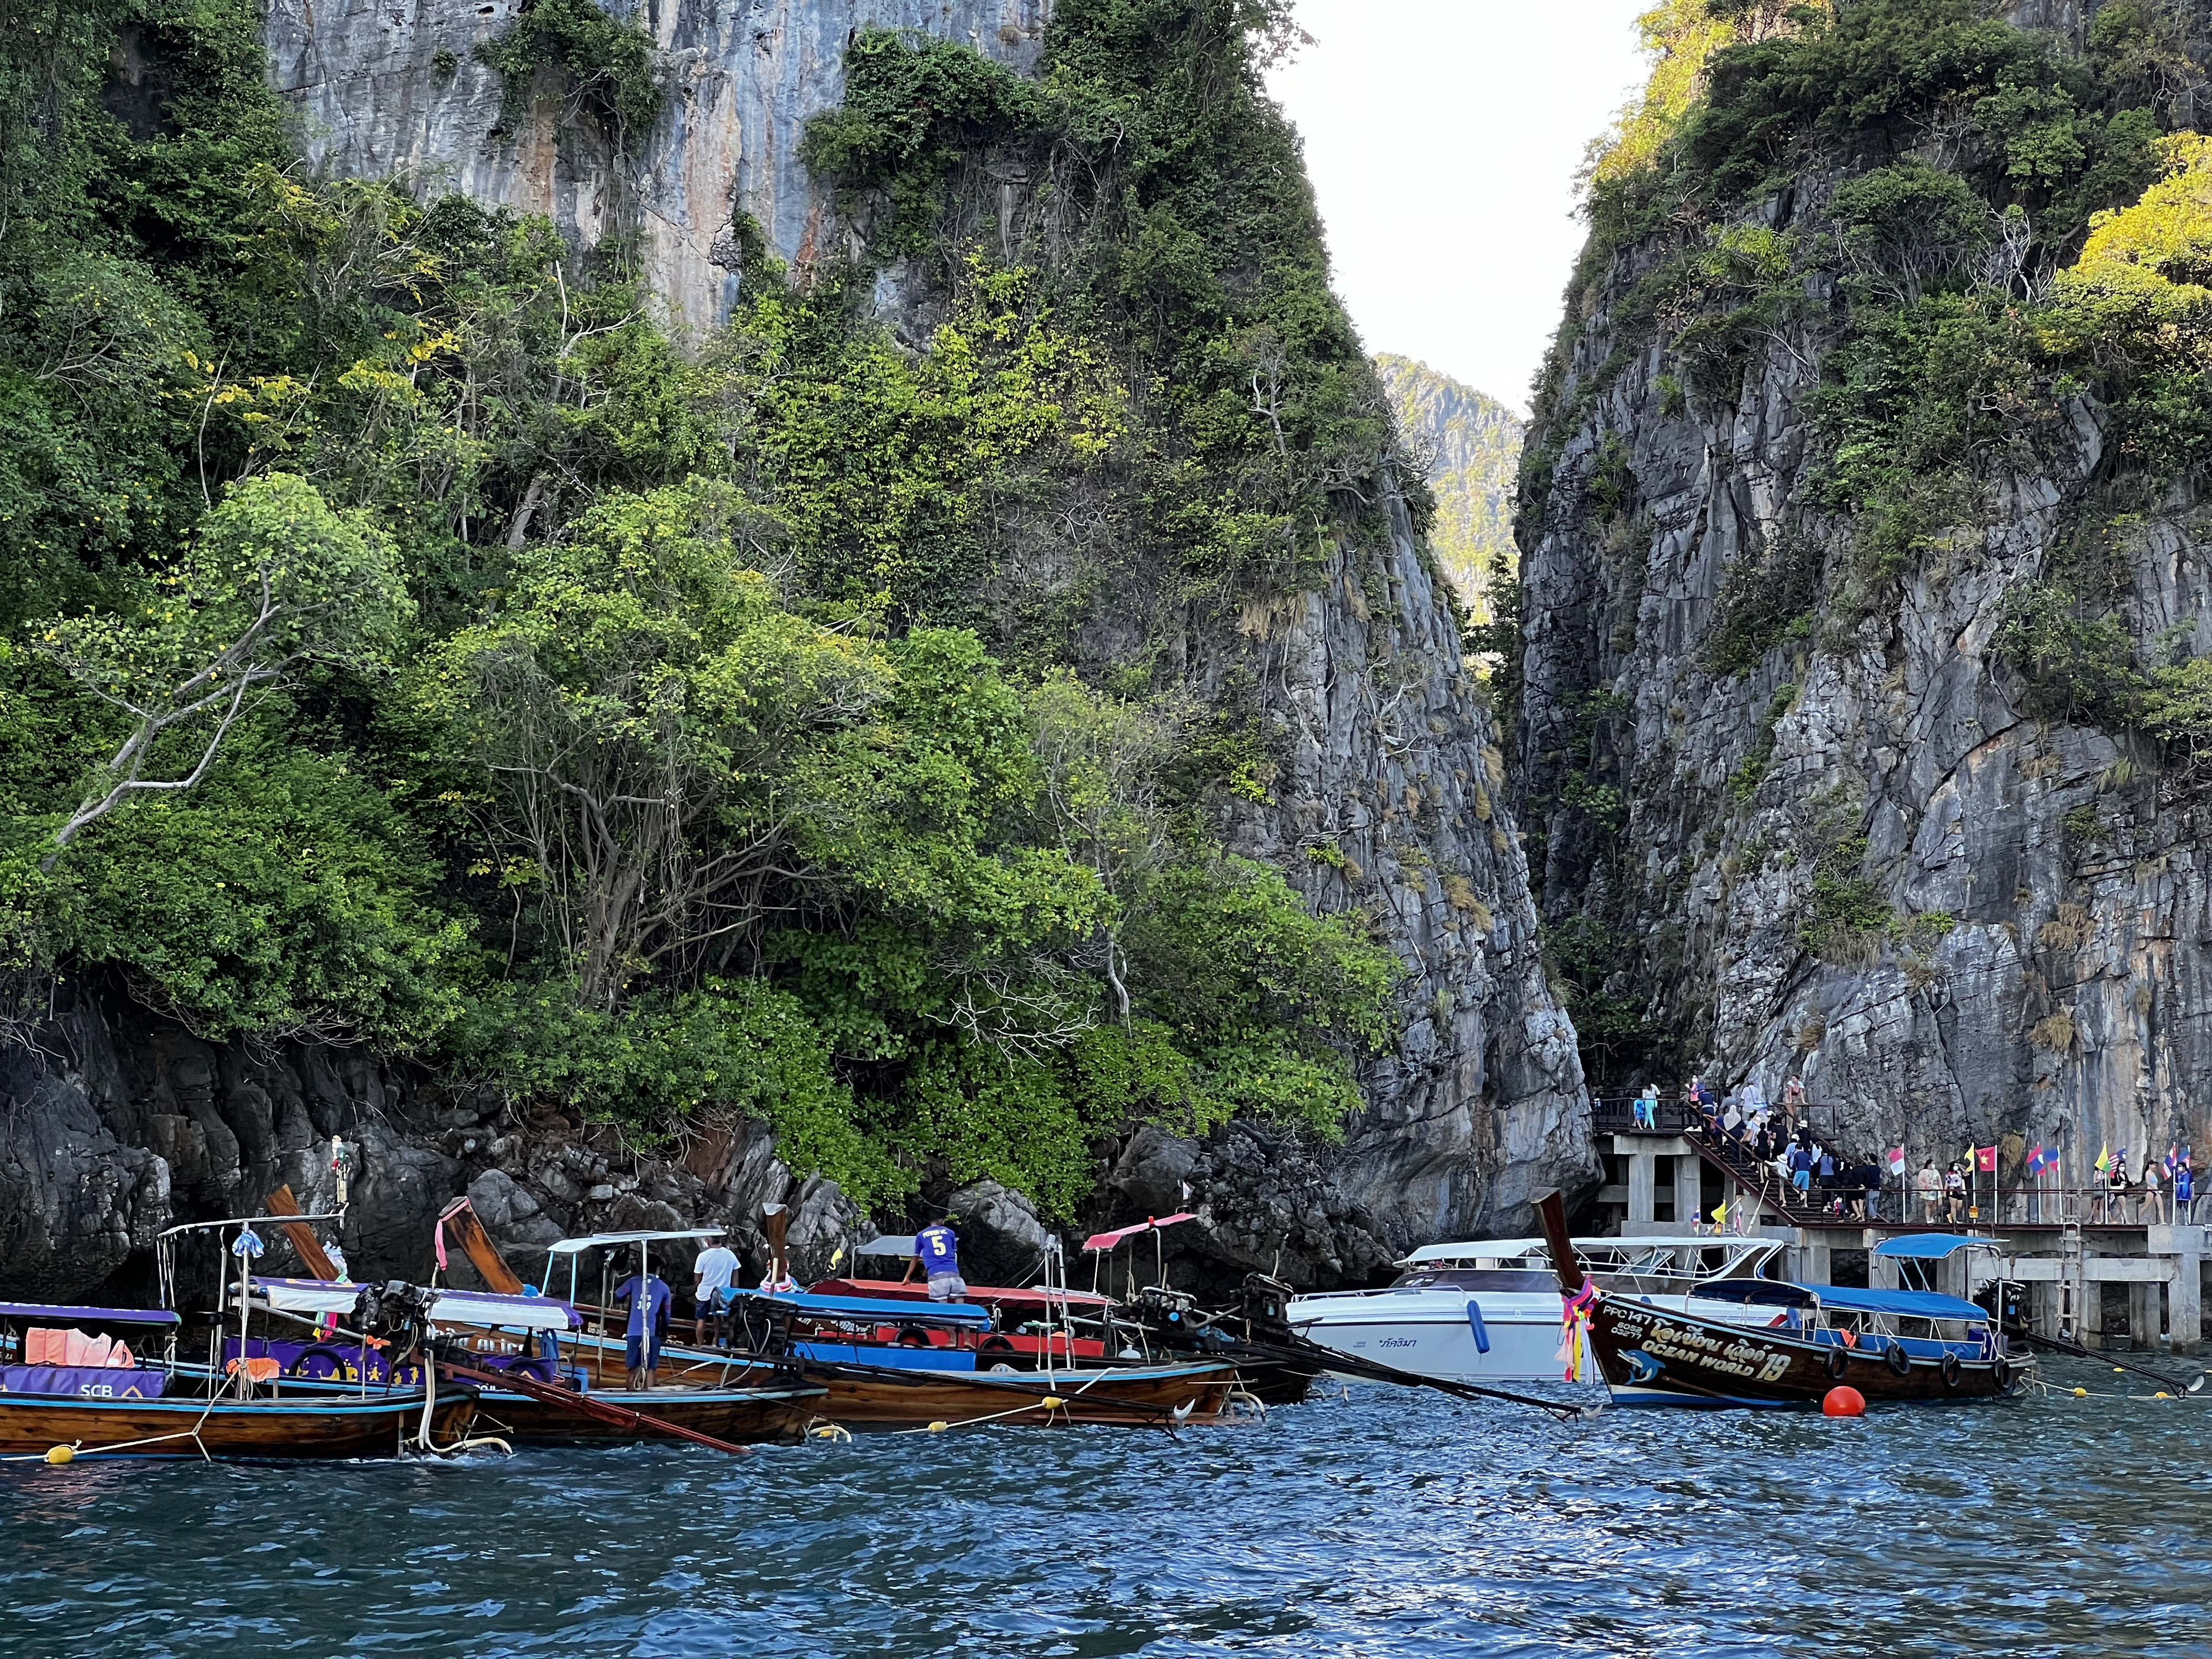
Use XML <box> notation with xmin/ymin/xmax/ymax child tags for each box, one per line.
<box><xmin>1590</xmin><ymin>1095</ymin><xmax>1844</xmax><ymax>1138</ymax></box>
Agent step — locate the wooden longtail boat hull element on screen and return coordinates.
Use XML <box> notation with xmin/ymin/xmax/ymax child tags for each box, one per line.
<box><xmin>0</xmin><ymin>1390</ymin><xmax>478</xmax><ymax>1459</ymax></box>
<box><xmin>801</xmin><ymin>1360</ymin><xmax>1243</xmax><ymax>1427</ymax></box>
<box><xmin>468</xmin><ymin>1384</ymin><xmax>821</xmax><ymax>1444</ymax></box>
<box><xmin>1589</xmin><ymin>1295</ymin><xmax>2021</xmax><ymax>1407</ymax></box>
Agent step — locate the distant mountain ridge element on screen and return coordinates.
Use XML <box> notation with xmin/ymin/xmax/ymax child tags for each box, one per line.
<box><xmin>1375</xmin><ymin>353</ymin><xmax>1521</xmax><ymax>615</ymax></box>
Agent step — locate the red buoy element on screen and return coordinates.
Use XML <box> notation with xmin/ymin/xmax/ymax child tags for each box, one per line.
<box><xmin>1822</xmin><ymin>1385</ymin><xmax>1866</xmax><ymax>1417</ymax></box>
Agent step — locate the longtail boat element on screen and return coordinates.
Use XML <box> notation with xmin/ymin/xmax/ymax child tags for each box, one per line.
<box><xmin>0</xmin><ymin>1299</ymin><xmax>474</xmax><ymax>1460</ymax></box>
<box><xmin>807</xmin><ymin>1218</ymin><xmax>1318</xmax><ymax>1404</ymax></box>
<box><xmin>1534</xmin><ymin>1192</ymin><xmax>2027</xmax><ymax>1407</ymax></box>
<box><xmin>722</xmin><ymin>1288</ymin><xmax>1245</xmax><ymax>1427</ymax></box>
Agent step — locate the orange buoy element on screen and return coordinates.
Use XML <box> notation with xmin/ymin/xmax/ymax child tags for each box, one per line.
<box><xmin>1822</xmin><ymin>1385</ymin><xmax>1866</xmax><ymax>1418</ymax></box>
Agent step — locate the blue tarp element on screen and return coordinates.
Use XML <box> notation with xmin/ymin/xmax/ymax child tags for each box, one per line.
<box><xmin>729</xmin><ymin>1289</ymin><xmax>995</xmax><ymax>1328</ymax></box>
<box><xmin>1871</xmin><ymin>1234</ymin><xmax>1997</xmax><ymax>1260</ymax></box>
<box><xmin>795</xmin><ymin>1341</ymin><xmax>978</xmax><ymax>1371</ymax></box>
<box><xmin>1813</xmin><ymin>1284</ymin><xmax>1988</xmax><ymax>1321</ymax></box>
<box><xmin>1686</xmin><ymin>1281</ymin><xmax>1986</xmax><ymax>1321</ymax></box>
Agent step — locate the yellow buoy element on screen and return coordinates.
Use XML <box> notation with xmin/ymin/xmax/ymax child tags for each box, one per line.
<box><xmin>2073</xmin><ymin>1387</ymin><xmax>2089</xmax><ymax>1397</ymax></box>
<box><xmin>926</xmin><ymin>1420</ymin><xmax>950</xmax><ymax>1433</ymax></box>
<box><xmin>1040</xmin><ymin>1397</ymin><xmax>1065</xmax><ymax>1408</ymax></box>
<box><xmin>2156</xmin><ymin>1391</ymin><xmax>2172</xmax><ymax>1400</ymax></box>
<box><xmin>2115</xmin><ymin>1366</ymin><xmax>2125</xmax><ymax>1373</ymax></box>
<box><xmin>44</xmin><ymin>1445</ymin><xmax>73</xmax><ymax>1465</ymax></box>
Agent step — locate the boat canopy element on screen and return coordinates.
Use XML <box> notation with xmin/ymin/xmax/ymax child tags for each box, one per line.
<box><xmin>812</xmin><ymin>1276</ymin><xmax>1114</xmax><ymax>1310</ymax></box>
<box><xmin>1082</xmin><ymin>1213</ymin><xmax>1197</xmax><ymax>1253</ymax></box>
<box><xmin>734</xmin><ymin>1288</ymin><xmax>995</xmax><ymax>1328</ymax></box>
<box><xmin>1814</xmin><ymin>1285</ymin><xmax>1989</xmax><ymax>1321</ymax></box>
<box><xmin>0</xmin><ymin>1301</ymin><xmax>180</xmax><ymax>1326</ymax></box>
<box><xmin>1871</xmin><ymin>1233</ymin><xmax>2000</xmax><ymax>1259</ymax></box>
<box><xmin>545</xmin><ymin>1229</ymin><xmax>724</xmax><ymax>1254</ymax></box>
<box><xmin>249</xmin><ymin>1277</ymin><xmax>581</xmax><ymax>1331</ymax></box>
<box><xmin>853</xmin><ymin>1235</ymin><xmax>919</xmax><ymax>1258</ymax></box>
<box><xmin>1685</xmin><ymin>1281</ymin><xmax>1986</xmax><ymax>1321</ymax></box>
<box><xmin>1402</xmin><ymin>1234</ymin><xmax>1776</xmax><ymax>1267</ymax></box>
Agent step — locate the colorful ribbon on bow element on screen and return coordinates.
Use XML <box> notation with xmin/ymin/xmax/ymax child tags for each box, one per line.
<box><xmin>1557</xmin><ymin>1281</ymin><xmax>1598</xmax><ymax>1383</ymax></box>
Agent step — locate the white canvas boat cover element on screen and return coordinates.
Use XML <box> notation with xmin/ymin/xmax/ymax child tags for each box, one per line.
<box><xmin>250</xmin><ymin>1277</ymin><xmax>580</xmax><ymax>1331</ymax></box>
<box><xmin>544</xmin><ymin>1229</ymin><xmax>724</xmax><ymax>1254</ymax></box>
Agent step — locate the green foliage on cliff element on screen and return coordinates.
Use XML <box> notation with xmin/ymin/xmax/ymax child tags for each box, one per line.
<box><xmin>0</xmin><ymin>0</ymin><xmax>1400</xmax><ymax>1216</ymax></box>
<box><xmin>800</xmin><ymin>7</ymin><xmax>1398</xmax><ymax>622</ymax></box>
<box><xmin>474</xmin><ymin>0</ymin><xmax>662</xmax><ymax>147</ymax></box>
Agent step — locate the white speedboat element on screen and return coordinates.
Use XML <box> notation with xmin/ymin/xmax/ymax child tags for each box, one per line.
<box><xmin>1287</xmin><ymin>1234</ymin><xmax>1786</xmax><ymax>1385</ymax></box>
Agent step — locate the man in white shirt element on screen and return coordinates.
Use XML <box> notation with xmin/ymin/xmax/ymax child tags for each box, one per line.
<box><xmin>692</xmin><ymin>1239</ymin><xmax>739</xmax><ymax>1343</ymax></box>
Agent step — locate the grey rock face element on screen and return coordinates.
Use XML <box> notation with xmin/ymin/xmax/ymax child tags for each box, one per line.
<box><xmin>1517</xmin><ymin>161</ymin><xmax>2212</xmax><ymax>1173</ymax></box>
<box><xmin>943</xmin><ymin>1178</ymin><xmax>1051</xmax><ymax>1285</ymax></box>
<box><xmin>265</xmin><ymin>0</ymin><xmax>1047</xmax><ymax>338</ymax></box>
<box><xmin>0</xmin><ymin>987</ymin><xmax>862</xmax><ymax>1302</ymax></box>
<box><xmin>1197</xmin><ymin>487</ymin><xmax>1594</xmax><ymax>1260</ymax></box>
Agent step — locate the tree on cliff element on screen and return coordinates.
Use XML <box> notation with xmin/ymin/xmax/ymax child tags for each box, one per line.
<box><xmin>30</xmin><ymin>472</ymin><xmax>409</xmax><ymax>866</ymax></box>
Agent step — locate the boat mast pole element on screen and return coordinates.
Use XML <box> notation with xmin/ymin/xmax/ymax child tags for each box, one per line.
<box><xmin>233</xmin><ymin>1226</ymin><xmax>253</xmax><ymax>1399</ymax></box>
<box><xmin>1535</xmin><ymin>1192</ymin><xmax>1587</xmax><ymax>1297</ymax></box>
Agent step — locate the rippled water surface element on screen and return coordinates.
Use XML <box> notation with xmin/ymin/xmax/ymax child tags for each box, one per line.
<box><xmin>3</xmin><ymin>1357</ymin><xmax>2208</xmax><ymax>1657</ymax></box>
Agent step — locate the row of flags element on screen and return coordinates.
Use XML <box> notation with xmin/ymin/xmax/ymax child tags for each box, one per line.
<box><xmin>1869</xmin><ymin>1142</ymin><xmax>2198</xmax><ymax>1178</ymax></box>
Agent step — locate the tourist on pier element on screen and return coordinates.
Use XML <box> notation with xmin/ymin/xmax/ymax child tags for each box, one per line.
<box><xmin>916</xmin><ymin>1212</ymin><xmax>968</xmax><ymax>1301</ymax></box>
<box><xmin>1787</xmin><ymin>1143</ymin><xmax>1813</xmax><ymax>1204</ymax></box>
<box><xmin>2143</xmin><ymin>1159</ymin><xmax>2167</xmax><ymax>1225</ymax></box>
<box><xmin>1850</xmin><ymin>1158</ymin><xmax>1879</xmax><ymax>1221</ymax></box>
<box><xmin>1634</xmin><ymin>1083</ymin><xmax>1659</xmax><ymax>1129</ymax></box>
<box><xmin>1916</xmin><ymin>1159</ymin><xmax>1941</xmax><ymax>1222</ymax></box>
<box><xmin>2178</xmin><ymin>1155</ymin><xmax>2196</xmax><ymax>1223</ymax></box>
<box><xmin>2104</xmin><ymin>1155</ymin><xmax>2131</xmax><ymax>1223</ymax></box>
<box><xmin>1945</xmin><ymin>1161</ymin><xmax>1967</xmax><ymax>1223</ymax></box>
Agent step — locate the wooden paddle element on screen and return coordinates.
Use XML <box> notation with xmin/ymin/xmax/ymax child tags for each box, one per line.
<box><xmin>267</xmin><ymin>1185</ymin><xmax>340</xmax><ymax>1281</ymax></box>
<box><xmin>439</xmin><ymin>1197</ymin><xmax>526</xmax><ymax>1295</ymax></box>
<box><xmin>436</xmin><ymin>1358</ymin><xmax>754</xmax><ymax>1456</ymax></box>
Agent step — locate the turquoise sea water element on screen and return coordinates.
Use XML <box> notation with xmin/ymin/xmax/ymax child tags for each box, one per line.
<box><xmin>2</xmin><ymin>1356</ymin><xmax>2207</xmax><ymax>1658</ymax></box>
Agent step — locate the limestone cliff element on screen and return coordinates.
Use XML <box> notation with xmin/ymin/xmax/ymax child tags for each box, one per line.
<box><xmin>0</xmin><ymin>0</ymin><xmax>1591</xmax><ymax>1301</ymax></box>
<box><xmin>1514</xmin><ymin>0</ymin><xmax>2212</xmax><ymax>1182</ymax></box>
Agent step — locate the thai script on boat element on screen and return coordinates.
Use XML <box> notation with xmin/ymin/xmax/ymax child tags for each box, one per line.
<box><xmin>1609</xmin><ymin>1309</ymin><xmax>1792</xmax><ymax>1383</ymax></box>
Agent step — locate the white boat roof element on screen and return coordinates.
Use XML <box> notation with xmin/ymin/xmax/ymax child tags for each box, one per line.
<box><xmin>545</xmin><ymin>1229</ymin><xmax>724</xmax><ymax>1254</ymax></box>
<box><xmin>1399</xmin><ymin>1234</ymin><xmax>1776</xmax><ymax>1266</ymax></box>
<box><xmin>251</xmin><ymin>1277</ymin><xmax>580</xmax><ymax>1332</ymax></box>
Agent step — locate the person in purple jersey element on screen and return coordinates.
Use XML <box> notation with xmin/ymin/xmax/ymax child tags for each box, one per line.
<box><xmin>613</xmin><ymin>1254</ymin><xmax>671</xmax><ymax>1389</ymax></box>
<box><xmin>914</xmin><ymin>1213</ymin><xmax>967</xmax><ymax>1302</ymax></box>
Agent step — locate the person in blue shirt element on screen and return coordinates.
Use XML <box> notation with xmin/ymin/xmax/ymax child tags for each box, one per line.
<box><xmin>914</xmin><ymin>1213</ymin><xmax>968</xmax><ymax>1302</ymax></box>
<box><xmin>613</xmin><ymin>1256</ymin><xmax>671</xmax><ymax>1390</ymax></box>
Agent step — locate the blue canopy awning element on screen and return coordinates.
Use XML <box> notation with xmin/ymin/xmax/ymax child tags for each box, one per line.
<box><xmin>1815</xmin><ymin>1284</ymin><xmax>1987</xmax><ymax>1321</ymax></box>
<box><xmin>731</xmin><ymin>1289</ymin><xmax>994</xmax><ymax>1328</ymax></box>
<box><xmin>1871</xmin><ymin>1233</ymin><xmax>1999</xmax><ymax>1260</ymax></box>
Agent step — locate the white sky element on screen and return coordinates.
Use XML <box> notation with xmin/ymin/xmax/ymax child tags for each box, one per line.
<box><xmin>1267</xmin><ymin>1</ymin><xmax>1654</xmax><ymax>413</ymax></box>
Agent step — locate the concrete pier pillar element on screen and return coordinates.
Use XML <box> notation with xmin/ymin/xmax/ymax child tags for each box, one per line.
<box><xmin>1676</xmin><ymin>1155</ymin><xmax>1704</xmax><ymax>1230</ymax></box>
<box><xmin>2172</xmin><ymin>1257</ymin><xmax>2204</xmax><ymax>1355</ymax></box>
<box><xmin>2032</xmin><ymin>1279</ymin><xmax>2065</xmax><ymax>1337</ymax></box>
<box><xmin>2082</xmin><ymin>1272</ymin><xmax>2106</xmax><ymax>1348</ymax></box>
<box><xmin>2130</xmin><ymin>1281</ymin><xmax>2162</xmax><ymax>1349</ymax></box>
<box><xmin>1938</xmin><ymin>1253</ymin><xmax>1968</xmax><ymax>1302</ymax></box>
<box><xmin>1628</xmin><ymin>1154</ymin><xmax>1656</xmax><ymax>1227</ymax></box>
<box><xmin>1794</xmin><ymin>1238</ymin><xmax>1832</xmax><ymax>1285</ymax></box>
<box><xmin>1869</xmin><ymin>1245</ymin><xmax>1901</xmax><ymax>1292</ymax></box>
<box><xmin>2150</xmin><ymin>1226</ymin><xmax>2204</xmax><ymax>1355</ymax></box>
